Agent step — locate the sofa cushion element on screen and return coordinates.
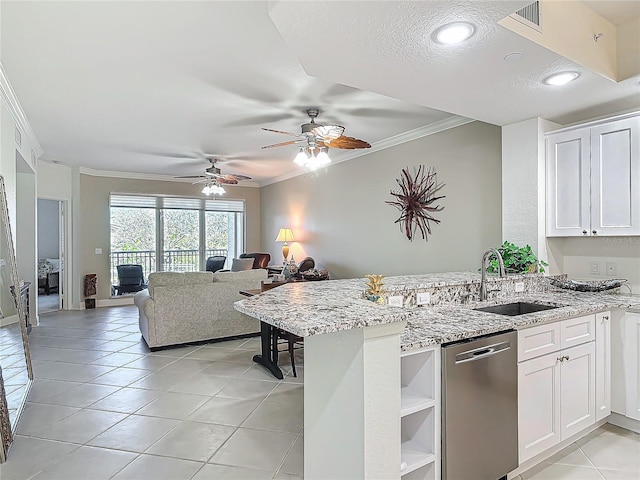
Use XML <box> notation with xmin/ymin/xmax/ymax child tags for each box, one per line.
<box><xmin>183</xmin><ymin>272</ymin><xmax>215</xmax><ymax>284</ymax></box>
<box><xmin>231</xmin><ymin>258</ymin><xmax>254</xmax><ymax>271</ymax></box>
<box><xmin>148</xmin><ymin>272</ymin><xmax>184</xmax><ymax>297</ymax></box>
<box><xmin>213</xmin><ymin>268</ymin><xmax>267</xmax><ymax>283</ymax></box>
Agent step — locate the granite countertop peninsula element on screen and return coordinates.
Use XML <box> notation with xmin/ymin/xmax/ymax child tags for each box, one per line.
<box><xmin>234</xmin><ymin>272</ymin><xmax>640</xmax><ymax>349</ymax></box>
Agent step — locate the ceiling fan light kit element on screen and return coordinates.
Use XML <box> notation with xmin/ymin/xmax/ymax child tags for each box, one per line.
<box><xmin>201</xmin><ymin>182</ymin><xmax>226</xmax><ymax>196</ymax></box>
<box><xmin>261</xmin><ymin>108</ymin><xmax>371</xmax><ymax>170</ymax></box>
<box><xmin>174</xmin><ymin>158</ymin><xmax>251</xmax><ymax>194</ymax></box>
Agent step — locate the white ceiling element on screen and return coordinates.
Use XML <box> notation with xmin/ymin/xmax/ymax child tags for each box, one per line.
<box><xmin>2</xmin><ymin>1</ymin><xmax>639</xmax><ymax>186</ymax></box>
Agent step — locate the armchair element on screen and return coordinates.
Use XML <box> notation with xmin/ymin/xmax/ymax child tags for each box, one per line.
<box><xmin>205</xmin><ymin>255</ymin><xmax>227</xmax><ymax>273</ymax></box>
<box><xmin>115</xmin><ymin>264</ymin><xmax>147</xmax><ymax>295</ymax></box>
<box><xmin>239</xmin><ymin>252</ymin><xmax>271</xmax><ymax>269</ymax></box>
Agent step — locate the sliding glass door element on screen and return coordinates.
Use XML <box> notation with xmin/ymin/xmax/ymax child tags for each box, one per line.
<box><xmin>109</xmin><ymin>195</ymin><xmax>245</xmax><ymax>287</ymax></box>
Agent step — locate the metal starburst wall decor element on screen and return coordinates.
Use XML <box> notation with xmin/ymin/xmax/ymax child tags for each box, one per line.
<box><xmin>386</xmin><ymin>165</ymin><xmax>445</xmax><ymax>241</ymax></box>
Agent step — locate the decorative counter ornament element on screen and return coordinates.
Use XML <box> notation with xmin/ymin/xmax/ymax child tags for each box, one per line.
<box><xmin>386</xmin><ymin>165</ymin><xmax>445</xmax><ymax>241</ymax></box>
<box><xmin>549</xmin><ymin>278</ymin><xmax>628</xmax><ymax>292</ymax></box>
<box><xmin>365</xmin><ymin>274</ymin><xmax>386</xmax><ymax>304</ymax></box>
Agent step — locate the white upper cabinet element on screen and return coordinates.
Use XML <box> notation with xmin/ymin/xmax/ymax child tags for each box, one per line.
<box><xmin>547</xmin><ymin>113</ymin><xmax>640</xmax><ymax>237</ymax></box>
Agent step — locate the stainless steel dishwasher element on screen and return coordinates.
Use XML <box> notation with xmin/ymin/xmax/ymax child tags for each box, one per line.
<box><xmin>442</xmin><ymin>330</ymin><xmax>518</xmax><ymax>480</ymax></box>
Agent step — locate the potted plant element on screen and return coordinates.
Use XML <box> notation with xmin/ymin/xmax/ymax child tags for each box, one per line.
<box><xmin>486</xmin><ymin>241</ymin><xmax>548</xmax><ymax>274</ymax></box>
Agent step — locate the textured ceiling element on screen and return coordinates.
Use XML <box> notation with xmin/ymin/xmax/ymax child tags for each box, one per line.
<box><xmin>1</xmin><ymin>1</ymin><xmax>638</xmax><ymax>186</ymax></box>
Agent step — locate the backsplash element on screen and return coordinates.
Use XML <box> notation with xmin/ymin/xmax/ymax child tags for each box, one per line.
<box><xmin>366</xmin><ymin>273</ymin><xmax>568</xmax><ymax>308</ymax></box>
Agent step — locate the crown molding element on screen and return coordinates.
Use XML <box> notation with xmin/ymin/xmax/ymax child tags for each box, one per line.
<box><xmin>78</xmin><ymin>166</ymin><xmax>260</xmax><ymax>187</ymax></box>
<box><xmin>0</xmin><ymin>62</ymin><xmax>43</xmax><ymax>158</ymax></box>
<box><xmin>260</xmin><ymin>115</ymin><xmax>475</xmax><ymax>186</ymax></box>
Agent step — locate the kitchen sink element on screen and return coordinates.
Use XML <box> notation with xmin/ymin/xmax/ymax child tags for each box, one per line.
<box><xmin>474</xmin><ymin>302</ymin><xmax>559</xmax><ymax>316</ymax></box>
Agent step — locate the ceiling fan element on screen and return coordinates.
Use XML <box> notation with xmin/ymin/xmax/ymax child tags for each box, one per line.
<box><xmin>174</xmin><ymin>158</ymin><xmax>252</xmax><ymax>185</ymax></box>
<box><xmin>261</xmin><ymin>108</ymin><xmax>371</xmax><ymax>152</ymax></box>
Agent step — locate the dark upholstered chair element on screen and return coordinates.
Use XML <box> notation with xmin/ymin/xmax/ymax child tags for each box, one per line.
<box><xmin>239</xmin><ymin>253</ymin><xmax>271</xmax><ymax>269</ymax></box>
<box><xmin>205</xmin><ymin>255</ymin><xmax>227</xmax><ymax>273</ymax></box>
<box><xmin>115</xmin><ymin>264</ymin><xmax>147</xmax><ymax>295</ymax></box>
<box><xmin>297</xmin><ymin>257</ymin><xmax>315</xmax><ymax>273</ymax></box>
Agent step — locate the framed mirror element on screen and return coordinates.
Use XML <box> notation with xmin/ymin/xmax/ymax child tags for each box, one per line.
<box><xmin>0</xmin><ymin>175</ymin><xmax>33</xmax><ymax>462</ymax></box>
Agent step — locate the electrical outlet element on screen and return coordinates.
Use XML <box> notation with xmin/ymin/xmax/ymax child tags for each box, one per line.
<box><xmin>388</xmin><ymin>296</ymin><xmax>403</xmax><ymax>307</ymax></box>
<box><xmin>416</xmin><ymin>292</ymin><xmax>431</xmax><ymax>306</ymax></box>
<box><xmin>591</xmin><ymin>263</ymin><xmax>599</xmax><ymax>275</ymax></box>
<box><xmin>515</xmin><ymin>282</ymin><xmax>525</xmax><ymax>293</ymax></box>
<box><xmin>95</xmin><ymin>248</ymin><xmax>103</xmax><ymax>255</ymax></box>
<box><xmin>606</xmin><ymin>262</ymin><xmax>617</xmax><ymax>276</ymax></box>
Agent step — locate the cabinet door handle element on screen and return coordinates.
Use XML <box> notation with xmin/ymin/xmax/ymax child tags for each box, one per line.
<box><xmin>583</xmin><ymin>230</ymin><xmax>588</xmax><ymax>235</ymax></box>
<box><xmin>557</xmin><ymin>357</ymin><xmax>564</xmax><ymax>362</ymax></box>
<box><xmin>592</xmin><ymin>230</ymin><xmax>598</xmax><ymax>235</ymax></box>
<box><xmin>602</xmin><ymin>315</ymin><xmax>609</xmax><ymax>322</ymax></box>
<box><xmin>563</xmin><ymin>355</ymin><xmax>570</xmax><ymax>361</ymax></box>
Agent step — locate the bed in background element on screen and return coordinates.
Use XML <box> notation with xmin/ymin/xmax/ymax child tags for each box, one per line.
<box><xmin>38</xmin><ymin>258</ymin><xmax>59</xmax><ymax>295</ymax></box>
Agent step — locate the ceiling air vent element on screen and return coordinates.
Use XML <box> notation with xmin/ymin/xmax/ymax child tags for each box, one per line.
<box><xmin>510</xmin><ymin>1</ymin><xmax>542</xmax><ymax>32</ymax></box>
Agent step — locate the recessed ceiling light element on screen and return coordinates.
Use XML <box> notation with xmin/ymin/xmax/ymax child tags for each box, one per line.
<box><xmin>504</xmin><ymin>53</ymin><xmax>522</xmax><ymax>62</ymax></box>
<box><xmin>433</xmin><ymin>22</ymin><xmax>475</xmax><ymax>45</ymax></box>
<box><xmin>544</xmin><ymin>72</ymin><xmax>580</xmax><ymax>86</ymax></box>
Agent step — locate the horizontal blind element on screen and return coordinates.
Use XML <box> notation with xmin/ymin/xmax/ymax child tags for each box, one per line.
<box><xmin>110</xmin><ymin>194</ymin><xmax>244</xmax><ymax>213</ymax></box>
<box><xmin>110</xmin><ymin>194</ymin><xmax>156</xmax><ymax>208</ymax></box>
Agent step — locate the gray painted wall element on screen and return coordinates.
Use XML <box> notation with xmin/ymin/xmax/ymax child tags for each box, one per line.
<box><xmin>37</xmin><ymin>198</ymin><xmax>59</xmax><ymax>259</ymax></box>
<box><xmin>260</xmin><ymin>121</ymin><xmax>503</xmax><ymax>279</ymax></box>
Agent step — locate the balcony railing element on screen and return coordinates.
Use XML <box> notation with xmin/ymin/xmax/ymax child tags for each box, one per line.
<box><xmin>110</xmin><ymin>248</ymin><xmax>228</xmax><ymax>286</ymax></box>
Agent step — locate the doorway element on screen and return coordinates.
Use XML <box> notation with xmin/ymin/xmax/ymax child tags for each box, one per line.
<box><xmin>37</xmin><ymin>199</ymin><xmax>63</xmax><ymax>315</ymax></box>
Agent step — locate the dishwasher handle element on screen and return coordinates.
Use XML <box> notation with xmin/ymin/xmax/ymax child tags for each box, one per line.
<box><xmin>454</xmin><ymin>341</ymin><xmax>511</xmax><ymax>364</ymax></box>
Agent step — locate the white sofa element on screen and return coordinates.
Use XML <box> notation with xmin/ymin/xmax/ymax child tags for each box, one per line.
<box><xmin>134</xmin><ymin>269</ymin><xmax>267</xmax><ymax>349</ymax></box>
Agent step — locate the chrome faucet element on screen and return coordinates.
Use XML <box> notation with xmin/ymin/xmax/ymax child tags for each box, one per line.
<box><xmin>480</xmin><ymin>248</ymin><xmax>506</xmax><ymax>301</ymax></box>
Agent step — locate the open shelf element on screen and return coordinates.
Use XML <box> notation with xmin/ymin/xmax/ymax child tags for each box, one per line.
<box><xmin>401</xmin><ymin>389</ymin><xmax>436</xmax><ymax>417</ymax></box>
<box><xmin>400</xmin><ymin>346</ymin><xmax>440</xmax><ymax>478</ymax></box>
<box><xmin>401</xmin><ymin>462</ymin><xmax>436</xmax><ymax>480</ymax></box>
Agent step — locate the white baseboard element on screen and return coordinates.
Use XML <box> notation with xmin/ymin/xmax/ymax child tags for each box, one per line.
<box><xmin>608</xmin><ymin>412</ymin><xmax>640</xmax><ymax>433</ymax></box>
<box><xmin>0</xmin><ymin>314</ymin><xmax>19</xmax><ymax>326</ymax></box>
<box><xmin>96</xmin><ymin>297</ymin><xmax>135</xmax><ymax>308</ymax></box>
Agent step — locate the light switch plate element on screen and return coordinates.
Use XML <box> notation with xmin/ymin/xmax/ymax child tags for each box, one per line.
<box><xmin>416</xmin><ymin>292</ymin><xmax>431</xmax><ymax>306</ymax></box>
<box><xmin>388</xmin><ymin>296</ymin><xmax>403</xmax><ymax>307</ymax></box>
<box><xmin>515</xmin><ymin>282</ymin><xmax>525</xmax><ymax>293</ymax></box>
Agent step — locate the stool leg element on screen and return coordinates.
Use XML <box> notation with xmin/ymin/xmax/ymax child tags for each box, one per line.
<box><xmin>289</xmin><ymin>336</ymin><xmax>297</xmax><ymax>377</ymax></box>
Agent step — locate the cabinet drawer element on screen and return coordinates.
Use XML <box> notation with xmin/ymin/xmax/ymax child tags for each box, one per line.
<box><xmin>518</xmin><ymin>322</ymin><xmax>562</xmax><ymax>362</ymax></box>
<box><xmin>561</xmin><ymin>315</ymin><xmax>595</xmax><ymax>349</ymax></box>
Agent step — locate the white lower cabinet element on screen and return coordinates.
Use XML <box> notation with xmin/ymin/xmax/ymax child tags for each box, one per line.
<box><xmin>611</xmin><ymin>311</ymin><xmax>640</xmax><ymax>422</ymax></box>
<box><xmin>400</xmin><ymin>346</ymin><xmax>440</xmax><ymax>479</ymax></box>
<box><xmin>518</xmin><ymin>313</ymin><xmax>603</xmax><ymax>464</ymax></box>
<box><xmin>625</xmin><ymin>313</ymin><xmax>640</xmax><ymax>420</ymax></box>
<box><xmin>559</xmin><ymin>342</ymin><xmax>596</xmax><ymax>438</ymax></box>
<box><xmin>595</xmin><ymin>311</ymin><xmax>611</xmax><ymax>421</ymax></box>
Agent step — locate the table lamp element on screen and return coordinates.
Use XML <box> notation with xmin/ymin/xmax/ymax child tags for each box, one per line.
<box><xmin>275</xmin><ymin>227</ymin><xmax>295</xmax><ymax>263</ymax></box>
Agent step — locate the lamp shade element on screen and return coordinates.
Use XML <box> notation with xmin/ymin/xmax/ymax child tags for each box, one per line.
<box><xmin>275</xmin><ymin>228</ymin><xmax>295</xmax><ymax>243</ymax></box>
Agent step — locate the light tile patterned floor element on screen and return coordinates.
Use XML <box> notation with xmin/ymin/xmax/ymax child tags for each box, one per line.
<box><xmin>1</xmin><ymin>306</ymin><xmax>303</xmax><ymax>480</ymax></box>
<box><xmin>0</xmin><ymin>305</ymin><xmax>638</xmax><ymax>479</ymax></box>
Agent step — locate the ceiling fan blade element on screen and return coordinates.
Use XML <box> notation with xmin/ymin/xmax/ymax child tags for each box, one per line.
<box><xmin>226</xmin><ymin>173</ymin><xmax>252</xmax><ymax>181</ymax></box>
<box><xmin>312</xmin><ymin>124</ymin><xmax>345</xmax><ymax>141</ymax></box>
<box><xmin>191</xmin><ymin>178</ymin><xmax>211</xmax><ymax>185</ymax></box>
<box><xmin>261</xmin><ymin>128</ymin><xmax>300</xmax><ymax>137</ymax></box>
<box><xmin>213</xmin><ymin>172</ymin><xmax>252</xmax><ymax>182</ymax></box>
<box><xmin>261</xmin><ymin>139</ymin><xmax>305</xmax><ymax>149</ymax></box>
<box><xmin>217</xmin><ymin>177</ymin><xmax>239</xmax><ymax>185</ymax></box>
<box><xmin>326</xmin><ymin>136</ymin><xmax>371</xmax><ymax>149</ymax></box>
<box><xmin>175</xmin><ymin>175</ymin><xmax>208</xmax><ymax>179</ymax></box>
